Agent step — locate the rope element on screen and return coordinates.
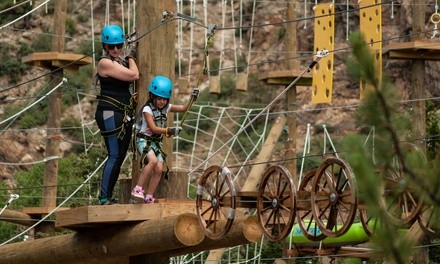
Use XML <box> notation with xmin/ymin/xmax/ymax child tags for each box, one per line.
<box><xmin>0</xmin><ymin>158</ymin><xmax>107</xmax><ymax>246</ymax></box>
<box><xmin>120</xmin><ymin>0</ymin><xmax>125</xmax><ymax>34</ymax></box>
<box><xmin>246</xmin><ymin>0</ymin><xmax>257</xmax><ymax>74</ymax></box>
<box><xmin>231</xmin><ymin>0</ymin><xmax>238</xmax><ymax>74</ymax></box>
<box><xmin>0</xmin><ymin>156</ymin><xmax>59</xmax><ymax>166</ymax></box>
<box><xmin>0</xmin><ymin>0</ymin><xmax>32</xmax><ymax>15</ymax></box>
<box><xmin>219</xmin><ymin>0</ymin><xmax>227</xmax><ymax>79</ymax></box>
<box><xmin>298</xmin><ymin>123</ymin><xmax>311</xmax><ymax>186</ymax></box>
<box><xmin>188</xmin><ymin>51</ymin><xmax>328</xmax><ymax>175</ymax></box>
<box><xmin>90</xmin><ymin>0</ymin><xmax>96</xmax><ymax>68</ymax></box>
<box><xmin>105</xmin><ymin>0</ymin><xmax>110</xmax><ymax>25</ymax></box>
<box><xmin>0</xmin><ymin>79</ymin><xmax>67</xmax><ymax>126</ymax></box>
<box><xmin>0</xmin><ymin>0</ymin><xmax>50</xmax><ymax>30</ymax></box>
<box><xmin>177</xmin><ymin>0</ymin><xmax>183</xmax><ymax>77</ymax></box>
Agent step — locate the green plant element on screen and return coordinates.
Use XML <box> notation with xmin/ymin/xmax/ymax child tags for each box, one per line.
<box><xmin>76</xmin><ymin>13</ymin><xmax>89</xmax><ymax>23</ymax></box>
<box><xmin>0</xmin><ymin>43</ymin><xmax>30</xmax><ymax>84</ymax></box>
<box><xmin>0</xmin><ymin>0</ymin><xmax>32</xmax><ymax>25</ymax></box>
<box><xmin>66</xmin><ymin>18</ymin><xmax>77</xmax><ymax>35</ymax></box>
<box><xmin>31</xmin><ymin>34</ymin><xmax>52</xmax><ymax>52</ymax></box>
<box><xmin>426</xmin><ymin>100</ymin><xmax>440</xmax><ymax>160</ymax></box>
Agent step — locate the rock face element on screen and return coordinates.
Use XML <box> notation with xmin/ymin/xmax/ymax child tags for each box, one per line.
<box><xmin>0</xmin><ymin>1</ymin><xmax>439</xmax><ymax>185</ymax></box>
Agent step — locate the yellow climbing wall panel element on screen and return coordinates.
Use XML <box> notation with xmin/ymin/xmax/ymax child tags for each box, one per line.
<box><xmin>359</xmin><ymin>0</ymin><xmax>382</xmax><ymax>99</ymax></box>
<box><xmin>312</xmin><ymin>3</ymin><xmax>335</xmax><ymax>104</ymax></box>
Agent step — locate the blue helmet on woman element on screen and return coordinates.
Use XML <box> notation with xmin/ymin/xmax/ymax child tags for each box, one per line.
<box><xmin>149</xmin><ymin>76</ymin><xmax>173</xmax><ymax>98</ymax></box>
<box><xmin>102</xmin><ymin>25</ymin><xmax>124</xmax><ymax>44</ymax></box>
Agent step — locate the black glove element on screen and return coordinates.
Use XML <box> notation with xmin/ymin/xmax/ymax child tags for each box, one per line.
<box><xmin>191</xmin><ymin>89</ymin><xmax>199</xmax><ymax>100</ymax></box>
<box><xmin>125</xmin><ymin>48</ymin><xmax>137</xmax><ymax>60</ymax></box>
<box><xmin>125</xmin><ymin>31</ymin><xmax>138</xmax><ymax>60</ymax></box>
<box><xmin>167</xmin><ymin>127</ymin><xmax>182</xmax><ymax>137</ymax></box>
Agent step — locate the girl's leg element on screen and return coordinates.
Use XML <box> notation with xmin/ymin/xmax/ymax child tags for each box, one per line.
<box><xmin>132</xmin><ymin>151</ymin><xmax>158</xmax><ymax>199</ymax></box>
<box><xmin>146</xmin><ymin>161</ymin><xmax>163</xmax><ymax>196</ymax></box>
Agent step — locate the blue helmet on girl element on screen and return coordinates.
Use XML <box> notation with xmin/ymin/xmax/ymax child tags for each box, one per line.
<box><xmin>149</xmin><ymin>76</ymin><xmax>173</xmax><ymax>98</ymax></box>
<box><xmin>102</xmin><ymin>25</ymin><xmax>124</xmax><ymax>44</ymax></box>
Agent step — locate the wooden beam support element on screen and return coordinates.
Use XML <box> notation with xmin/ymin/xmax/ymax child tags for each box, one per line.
<box><xmin>0</xmin><ymin>209</ymin><xmax>34</xmax><ymax>226</ymax></box>
<box><xmin>0</xmin><ymin>213</ymin><xmax>204</xmax><ymax>264</ymax></box>
<box><xmin>168</xmin><ymin>216</ymin><xmax>263</xmax><ymax>257</ymax></box>
<box><xmin>258</xmin><ymin>70</ymin><xmax>312</xmax><ymax>86</ymax></box>
<box><xmin>384</xmin><ymin>40</ymin><xmax>440</xmax><ymax>61</ymax></box>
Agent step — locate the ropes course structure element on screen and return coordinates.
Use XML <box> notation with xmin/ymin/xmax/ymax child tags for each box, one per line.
<box><xmin>0</xmin><ymin>0</ymin><xmax>440</xmax><ymax>263</ymax></box>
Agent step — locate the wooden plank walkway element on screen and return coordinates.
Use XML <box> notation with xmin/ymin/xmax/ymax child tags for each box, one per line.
<box><xmin>55</xmin><ymin>199</ymin><xmax>197</xmax><ymax>230</ymax></box>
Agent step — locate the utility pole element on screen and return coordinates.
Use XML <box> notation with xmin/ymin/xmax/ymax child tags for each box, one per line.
<box><xmin>42</xmin><ymin>0</ymin><xmax>67</xmax><ymax>232</ymax></box>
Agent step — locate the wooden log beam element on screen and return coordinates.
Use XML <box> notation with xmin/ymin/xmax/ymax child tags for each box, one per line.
<box><xmin>0</xmin><ymin>213</ymin><xmax>204</xmax><ymax>264</ymax></box>
<box><xmin>169</xmin><ymin>216</ymin><xmax>263</xmax><ymax>257</ymax></box>
<box><xmin>0</xmin><ymin>209</ymin><xmax>34</xmax><ymax>226</ymax></box>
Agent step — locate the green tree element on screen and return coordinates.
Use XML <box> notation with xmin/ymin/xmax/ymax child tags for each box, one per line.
<box><xmin>343</xmin><ymin>31</ymin><xmax>440</xmax><ymax>263</ymax></box>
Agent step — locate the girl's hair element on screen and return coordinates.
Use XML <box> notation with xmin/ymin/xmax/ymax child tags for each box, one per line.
<box><xmin>145</xmin><ymin>92</ymin><xmax>169</xmax><ymax>109</ymax></box>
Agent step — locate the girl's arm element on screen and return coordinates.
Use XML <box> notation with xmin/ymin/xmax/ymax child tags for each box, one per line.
<box><xmin>170</xmin><ymin>89</ymin><xmax>199</xmax><ymax>112</ymax></box>
<box><xmin>145</xmin><ymin>112</ymin><xmax>166</xmax><ymax>135</ymax></box>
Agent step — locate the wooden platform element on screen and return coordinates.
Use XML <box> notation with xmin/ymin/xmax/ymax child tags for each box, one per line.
<box><xmin>21</xmin><ymin>206</ymin><xmax>70</xmax><ymax>216</ymax></box>
<box><xmin>258</xmin><ymin>69</ymin><xmax>313</xmax><ymax>86</ymax></box>
<box><xmin>55</xmin><ymin>199</ymin><xmax>198</xmax><ymax>230</ymax></box>
<box><xmin>22</xmin><ymin>52</ymin><xmax>92</xmax><ymax>71</ymax></box>
<box><xmin>384</xmin><ymin>40</ymin><xmax>440</xmax><ymax>60</ymax></box>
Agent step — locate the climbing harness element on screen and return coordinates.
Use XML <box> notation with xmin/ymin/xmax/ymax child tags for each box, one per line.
<box><xmin>97</xmin><ymin>93</ymin><xmax>137</xmax><ymax>140</ymax></box>
<box><xmin>134</xmin><ymin>102</ymin><xmax>171</xmax><ymax>178</ymax></box>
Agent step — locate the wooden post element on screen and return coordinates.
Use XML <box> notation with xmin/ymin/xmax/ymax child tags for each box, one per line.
<box><xmin>241</xmin><ymin>116</ymin><xmax>287</xmax><ymax>191</ymax></box>
<box><xmin>284</xmin><ymin>1</ymin><xmax>299</xmax><ymax>182</ymax></box>
<box><xmin>411</xmin><ymin>1</ymin><xmax>427</xmax><ymax>261</ymax></box>
<box><xmin>411</xmin><ymin>0</ymin><xmax>426</xmax><ymax>152</ymax></box>
<box><xmin>42</xmin><ymin>0</ymin><xmax>67</xmax><ymax>233</ymax></box>
<box><xmin>132</xmin><ymin>0</ymin><xmax>176</xmax><ymax>190</ymax></box>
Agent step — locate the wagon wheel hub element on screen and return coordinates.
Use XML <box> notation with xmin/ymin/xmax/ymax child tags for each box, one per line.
<box><xmin>271</xmin><ymin>198</ymin><xmax>279</xmax><ymax>208</ymax></box>
<box><xmin>211</xmin><ymin>197</ymin><xmax>219</xmax><ymax>208</ymax></box>
<box><xmin>328</xmin><ymin>192</ymin><xmax>338</xmax><ymax>205</ymax></box>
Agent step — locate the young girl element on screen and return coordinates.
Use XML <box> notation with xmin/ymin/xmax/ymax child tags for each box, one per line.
<box><xmin>131</xmin><ymin>75</ymin><xmax>198</xmax><ymax>203</ymax></box>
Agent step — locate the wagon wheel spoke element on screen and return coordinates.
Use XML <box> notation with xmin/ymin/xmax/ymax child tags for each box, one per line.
<box><xmin>196</xmin><ymin>165</ymin><xmax>236</xmax><ymax>240</ymax></box>
<box><xmin>311</xmin><ymin>157</ymin><xmax>357</xmax><ymax>237</ymax></box>
<box><xmin>380</xmin><ymin>143</ymin><xmax>425</xmax><ymax>226</ymax></box>
<box><xmin>258</xmin><ymin>165</ymin><xmax>296</xmax><ymax>242</ymax></box>
<box><xmin>418</xmin><ymin>206</ymin><xmax>440</xmax><ymax>238</ymax></box>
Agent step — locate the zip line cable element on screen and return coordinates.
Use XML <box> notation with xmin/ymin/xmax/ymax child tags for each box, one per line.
<box><xmin>0</xmin><ymin>0</ymin><xmax>51</xmax><ymax>31</ymax></box>
<box><xmin>0</xmin><ymin>0</ymin><xmax>437</xmax><ymax>94</ymax></box>
<box><xmin>188</xmin><ymin>50</ymin><xmax>329</xmax><ymax>175</ymax></box>
<box><xmin>0</xmin><ymin>157</ymin><xmax>107</xmax><ymax>246</ymax></box>
<box><xmin>0</xmin><ymin>0</ymin><xmax>32</xmax><ymax>15</ymax></box>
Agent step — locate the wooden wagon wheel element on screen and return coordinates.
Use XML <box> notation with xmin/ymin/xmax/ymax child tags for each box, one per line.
<box><xmin>417</xmin><ymin>205</ymin><xmax>439</xmax><ymax>238</ymax></box>
<box><xmin>311</xmin><ymin>157</ymin><xmax>358</xmax><ymax>238</ymax></box>
<box><xmin>196</xmin><ymin>165</ymin><xmax>236</xmax><ymax>240</ymax></box>
<box><xmin>297</xmin><ymin>169</ymin><xmax>327</xmax><ymax>241</ymax></box>
<box><xmin>359</xmin><ymin>208</ymin><xmax>379</xmax><ymax>237</ymax></box>
<box><xmin>257</xmin><ymin>165</ymin><xmax>297</xmax><ymax>242</ymax></box>
<box><xmin>380</xmin><ymin>143</ymin><xmax>425</xmax><ymax>226</ymax></box>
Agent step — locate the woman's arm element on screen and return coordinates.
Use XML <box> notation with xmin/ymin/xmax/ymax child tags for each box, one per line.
<box><xmin>98</xmin><ymin>58</ymin><xmax>139</xmax><ymax>82</ymax></box>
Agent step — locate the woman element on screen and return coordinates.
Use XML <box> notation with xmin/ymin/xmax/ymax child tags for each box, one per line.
<box><xmin>95</xmin><ymin>24</ymin><xmax>139</xmax><ymax>205</ymax></box>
